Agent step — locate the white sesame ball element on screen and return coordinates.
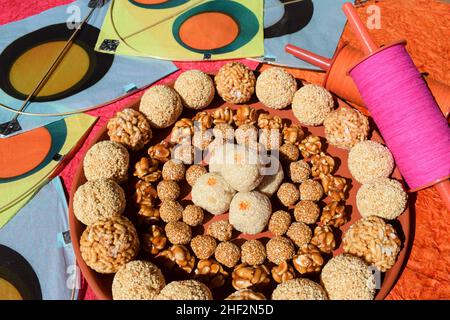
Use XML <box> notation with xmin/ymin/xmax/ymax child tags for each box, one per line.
<box><xmin>292</xmin><ymin>84</ymin><xmax>334</xmax><ymax>126</ymax></box>
<box><xmin>229</xmin><ymin>191</ymin><xmax>272</xmax><ymax>234</ymax></box>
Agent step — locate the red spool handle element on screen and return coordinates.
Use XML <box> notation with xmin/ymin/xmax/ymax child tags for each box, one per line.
<box><xmin>342</xmin><ymin>2</ymin><xmax>378</xmax><ymax>54</ymax></box>
<box><xmin>284</xmin><ymin>44</ymin><xmax>332</xmax><ymax>71</ymax></box>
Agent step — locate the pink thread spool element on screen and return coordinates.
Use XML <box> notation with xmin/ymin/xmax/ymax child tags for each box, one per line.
<box><xmin>343</xmin><ymin>3</ymin><xmax>450</xmax><ymax>210</ymax></box>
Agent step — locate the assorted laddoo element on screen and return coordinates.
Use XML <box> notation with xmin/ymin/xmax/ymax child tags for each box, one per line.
<box><xmin>191</xmin><ymin>172</ymin><xmax>236</xmax><ymax>215</ymax></box>
<box><xmin>256</xmin><ymin>67</ymin><xmax>297</xmax><ymax>110</ymax></box>
<box><xmin>292</xmin><ymin>84</ymin><xmax>334</xmax><ymax>126</ymax></box>
<box><xmin>272</xmin><ymin>278</ymin><xmax>328</xmax><ymax>300</ymax></box>
<box><xmin>294</xmin><ymin>200</ymin><xmax>320</xmax><ymax>224</ymax></box>
<box><xmin>215</xmin><ymin>62</ymin><xmax>256</xmax><ymax>104</ymax></box>
<box><xmin>268</xmin><ymin>210</ymin><xmax>292</xmax><ymax>236</ymax></box>
<box><xmin>174</xmin><ymin>70</ymin><xmax>215</xmax><ymax>110</ymax></box>
<box><xmin>348</xmin><ymin>141</ymin><xmax>394</xmax><ymax>184</ymax></box>
<box><xmin>73</xmin><ymin>179</ymin><xmax>125</xmax><ymax>225</ymax></box>
<box><xmin>229</xmin><ymin>191</ymin><xmax>272</xmax><ymax>234</ymax></box>
<box><xmin>83</xmin><ymin>141</ymin><xmax>129</xmax><ymax>183</ymax></box>
<box><xmin>139</xmin><ymin>85</ymin><xmax>183</xmax><ymax>128</ymax></box>
<box><xmin>112</xmin><ymin>260</ymin><xmax>165</xmax><ymax>300</ymax></box>
<box><xmin>158</xmin><ymin>280</ymin><xmax>212</xmax><ymax>300</ymax></box>
<box><xmin>215</xmin><ymin>242</ymin><xmax>241</xmax><ymax>268</ymax></box>
<box><xmin>321</xmin><ymin>254</ymin><xmax>376</xmax><ymax>300</ymax></box>
<box><xmin>356</xmin><ymin>178</ymin><xmax>407</xmax><ymax>220</ymax></box>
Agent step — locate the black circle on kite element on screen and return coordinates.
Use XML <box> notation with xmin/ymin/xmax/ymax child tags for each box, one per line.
<box><xmin>264</xmin><ymin>0</ymin><xmax>314</xmax><ymax>39</ymax></box>
<box><xmin>172</xmin><ymin>0</ymin><xmax>260</xmax><ymax>55</ymax></box>
<box><xmin>0</xmin><ymin>245</ymin><xmax>42</xmax><ymax>300</ymax></box>
<box><xmin>128</xmin><ymin>0</ymin><xmax>189</xmax><ymax>9</ymax></box>
<box><xmin>0</xmin><ymin>23</ymin><xmax>114</xmax><ymax>102</ymax></box>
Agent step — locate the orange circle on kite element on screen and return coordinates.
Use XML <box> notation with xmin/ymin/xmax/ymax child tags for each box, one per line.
<box><xmin>132</xmin><ymin>0</ymin><xmax>169</xmax><ymax>4</ymax></box>
<box><xmin>179</xmin><ymin>12</ymin><xmax>239</xmax><ymax>51</ymax></box>
<box><xmin>0</xmin><ymin>127</ymin><xmax>52</xmax><ymax>179</ymax></box>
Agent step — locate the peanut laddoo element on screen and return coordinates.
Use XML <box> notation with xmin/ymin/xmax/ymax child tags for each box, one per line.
<box><xmin>215</xmin><ymin>62</ymin><xmax>256</xmax><ymax>104</ymax></box>
<box><xmin>215</xmin><ymin>242</ymin><xmax>241</xmax><ymax>268</ymax></box>
<box><xmin>294</xmin><ymin>200</ymin><xmax>320</xmax><ymax>224</ymax></box>
<box><xmin>272</xmin><ymin>278</ymin><xmax>328</xmax><ymax>300</ymax></box>
<box><xmin>266</xmin><ymin>236</ymin><xmax>295</xmax><ymax>265</ymax></box>
<box><xmin>158</xmin><ymin>280</ymin><xmax>212</xmax><ymax>300</ymax></box>
<box><xmin>139</xmin><ymin>85</ymin><xmax>183</xmax><ymax>128</ymax></box>
<box><xmin>268</xmin><ymin>210</ymin><xmax>291</xmax><ymax>236</ymax></box>
<box><xmin>256</xmin><ymin>67</ymin><xmax>297</xmax><ymax>110</ymax></box>
<box><xmin>292</xmin><ymin>84</ymin><xmax>334</xmax><ymax>126</ymax></box>
<box><xmin>73</xmin><ymin>179</ymin><xmax>125</xmax><ymax>225</ymax></box>
<box><xmin>241</xmin><ymin>240</ymin><xmax>266</xmax><ymax>266</ymax></box>
<box><xmin>112</xmin><ymin>260</ymin><xmax>165</xmax><ymax>300</ymax></box>
<box><xmin>229</xmin><ymin>191</ymin><xmax>272</xmax><ymax>234</ymax></box>
<box><xmin>83</xmin><ymin>141</ymin><xmax>129</xmax><ymax>183</ymax></box>
<box><xmin>226</xmin><ymin>289</ymin><xmax>266</xmax><ymax>300</ymax></box>
<box><xmin>174</xmin><ymin>70</ymin><xmax>215</xmax><ymax>110</ymax></box>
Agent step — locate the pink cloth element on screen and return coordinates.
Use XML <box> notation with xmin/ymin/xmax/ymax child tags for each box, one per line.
<box><xmin>0</xmin><ymin>0</ymin><xmax>259</xmax><ymax>300</ymax></box>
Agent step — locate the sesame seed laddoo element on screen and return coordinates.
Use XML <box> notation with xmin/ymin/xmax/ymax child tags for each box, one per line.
<box><xmin>241</xmin><ymin>240</ymin><xmax>266</xmax><ymax>266</ymax></box>
<box><xmin>215</xmin><ymin>62</ymin><xmax>256</xmax><ymax>104</ymax></box>
<box><xmin>294</xmin><ymin>201</ymin><xmax>320</xmax><ymax>224</ymax></box>
<box><xmin>292</xmin><ymin>84</ymin><xmax>334</xmax><ymax>126</ymax></box>
<box><xmin>299</xmin><ymin>179</ymin><xmax>323</xmax><ymax>201</ymax></box>
<box><xmin>158</xmin><ymin>280</ymin><xmax>212</xmax><ymax>300</ymax></box>
<box><xmin>172</xmin><ymin>143</ymin><xmax>194</xmax><ymax>165</ymax></box>
<box><xmin>112</xmin><ymin>260</ymin><xmax>165</xmax><ymax>300</ymax></box>
<box><xmin>272</xmin><ymin>278</ymin><xmax>328</xmax><ymax>300</ymax></box>
<box><xmin>139</xmin><ymin>85</ymin><xmax>183</xmax><ymax>129</ymax></box>
<box><xmin>162</xmin><ymin>159</ymin><xmax>185</xmax><ymax>181</ymax></box>
<box><xmin>182</xmin><ymin>205</ymin><xmax>204</xmax><ymax>227</ymax></box>
<box><xmin>207</xmin><ymin>220</ymin><xmax>233</xmax><ymax>242</ymax></box>
<box><xmin>215</xmin><ymin>242</ymin><xmax>241</xmax><ymax>268</ymax></box>
<box><xmin>159</xmin><ymin>200</ymin><xmax>183</xmax><ymax>223</ymax></box>
<box><xmin>256</xmin><ymin>67</ymin><xmax>297</xmax><ymax>110</ymax></box>
<box><xmin>286</xmin><ymin>222</ymin><xmax>312</xmax><ymax>247</ymax></box>
<box><xmin>257</xmin><ymin>157</ymin><xmax>284</xmax><ymax>197</ymax></box>
<box><xmin>235</xmin><ymin>124</ymin><xmax>258</xmax><ymax>148</ymax></box>
<box><xmin>288</xmin><ymin>160</ymin><xmax>311</xmax><ymax>184</ymax></box>
<box><xmin>348</xmin><ymin>141</ymin><xmax>394</xmax><ymax>184</ymax></box>
<box><xmin>165</xmin><ymin>221</ymin><xmax>192</xmax><ymax>245</ymax></box>
<box><xmin>213</xmin><ymin>123</ymin><xmax>235</xmax><ymax>144</ymax></box>
<box><xmin>191</xmin><ymin>172</ymin><xmax>236</xmax><ymax>215</ymax></box>
<box><xmin>356</xmin><ymin>178</ymin><xmax>407</xmax><ymax>220</ymax></box>
<box><xmin>321</xmin><ymin>254</ymin><xmax>376</xmax><ymax>300</ymax></box>
<box><xmin>279</xmin><ymin>143</ymin><xmax>300</xmax><ymax>163</ymax></box>
<box><xmin>277</xmin><ymin>182</ymin><xmax>300</xmax><ymax>207</ymax></box>
<box><xmin>229</xmin><ymin>191</ymin><xmax>272</xmax><ymax>234</ymax></box>
<box><xmin>191</xmin><ymin>235</ymin><xmax>217</xmax><ymax>260</ymax></box>
<box><xmin>83</xmin><ymin>141</ymin><xmax>129</xmax><ymax>183</ymax></box>
<box><xmin>174</xmin><ymin>70</ymin><xmax>215</xmax><ymax>110</ymax></box>
<box><xmin>157</xmin><ymin>180</ymin><xmax>180</xmax><ymax>201</ymax></box>
<box><xmin>226</xmin><ymin>289</ymin><xmax>266</xmax><ymax>300</ymax></box>
<box><xmin>266</xmin><ymin>236</ymin><xmax>295</xmax><ymax>265</ymax></box>
<box><xmin>343</xmin><ymin>216</ymin><xmax>401</xmax><ymax>272</ymax></box>
<box><xmin>73</xmin><ymin>179</ymin><xmax>125</xmax><ymax>225</ymax></box>
<box><xmin>268</xmin><ymin>210</ymin><xmax>291</xmax><ymax>236</ymax></box>
<box><xmin>185</xmin><ymin>164</ymin><xmax>207</xmax><ymax>187</ymax></box>
<box><xmin>259</xmin><ymin>128</ymin><xmax>283</xmax><ymax>150</ymax></box>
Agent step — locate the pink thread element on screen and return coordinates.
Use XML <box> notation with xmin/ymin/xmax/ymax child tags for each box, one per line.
<box><xmin>349</xmin><ymin>43</ymin><xmax>450</xmax><ymax>190</ymax></box>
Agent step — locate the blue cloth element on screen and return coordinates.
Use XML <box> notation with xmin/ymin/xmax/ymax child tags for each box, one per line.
<box><xmin>0</xmin><ymin>177</ymin><xmax>78</xmax><ymax>300</ymax></box>
<box><xmin>0</xmin><ymin>0</ymin><xmax>177</xmax><ymax>136</ymax></box>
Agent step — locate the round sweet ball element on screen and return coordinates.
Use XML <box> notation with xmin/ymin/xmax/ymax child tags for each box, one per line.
<box><xmin>157</xmin><ymin>180</ymin><xmax>180</xmax><ymax>201</ymax></box>
<box><xmin>80</xmin><ymin>216</ymin><xmax>139</xmax><ymax>274</ymax></box>
<box><xmin>321</xmin><ymin>254</ymin><xmax>376</xmax><ymax>300</ymax></box>
<box><xmin>272</xmin><ymin>278</ymin><xmax>328</xmax><ymax>300</ymax></box>
<box><xmin>292</xmin><ymin>84</ymin><xmax>334</xmax><ymax>126</ymax></box>
<box><xmin>182</xmin><ymin>205</ymin><xmax>204</xmax><ymax>227</ymax></box>
<box><xmin>207</xmin><ymin>220</ymin><xmax>233</xmax><ymax>242</ymax></box>
<box><xmin>289</xmin><ymin>160</ymin><xmax>310</xmax><ymax>184</ymax></box>
<box><xmin>174</xmin><ymin>70</ymin><xmax>215</xmax><ymax>110</ymax></box>
<box><xmin>158</xmin><ymin>280</ymin><xmax>212</xmax><ymax>300</ymax></box>
<box><xmin>139</xmin><ymin>85</ymin><xmax>183</xmax><ymax>129</ymax></box>
<box><xmin>256</xmin><ymin>67</ymin><xmax>297</xmax><ymax>110</ymax></box>
<box><xmin>299</xmin><ymin>179</ymin><xmax>323</xmax><ymax>201</ymax></box>
<box><xmin>192</xmin><ymin>172</ymin><xmax>236</xmax><ymax>215</ymax></box>
<box><xmin>215</xmin><ymin>62</ymin><xmax>256</xmax><ymax>104</ymax></box>
<box><xmin>349</xmin><ymin>141</ymin><xmax>394</xmax><ymax>184</ymax></box>
<box><xmin>165</xmin><ymin>221</ymin><xmax>192</xmax><ymax>245</ymax></box>
<box><xmin>112</xmin><ymin>260</ymin><xmax>165</xmax><ymax>300</ymax></box>
<box><xmin>268</xmin><ymin>210</ymin><xmax>291</xmax><ymax>236</ymax></box>
<box><xmin>241</xmin><ymin>240</ymin><xmax>266</xmax><ymax>266</ymax></box>
<box><xmin>286</xmin><ymin>222</ymin><xmax>312</xmax><ymax>247</ymax></box>
<box><xmin>257</xmin><ymin>157</ymin><xmax>284</xmax><ymax>197</ymax></box>
<box><xmin>226</xmin><ymin>289</ymin><xmax>266</xmax><ymax>300</ymax></box>
<box><xmin>266</xmin><ymin>236</ymin><xmax>295</xmax><ymax>265</ymax></box>
<box><xmin>215</xmin><ymin>241</ymin><xmax>241</xmax><ymax>268</ymax></box>
<box><xmin>324</xmin><ymin>107</ymin><xmax>369</xmax><ymax>150</ymax></box>
<box><xmin>159</xmin><ymin>200</ymin><xmax>183</xmax><ymax>223</ymax></box>
<box><xmin>73</xmin><ymin>179</ymin><xmax>125</xmax><ymax>225</ymax></box>
<box><xmin>229</xmin><ymin>191</ymin><xmax>272</xmax><ymax>235</ymax></box>
<box><xmin>162</xmin><ymin>159</ymin><xmax>185</xmax><ymax>181</ymax></box>
<box><xmin>235</xmin><ymin>124</ymin><xmax>258</xmax><ymax>148</ymax></box>
<box><xmin>356</xmin><ymin>178</ymin><xmax>407</xmax><ymax>220</ymax></box>
<box><xmin>279</xmin><ymin>143</ymin><xmax>300</xmax><ymax>163</ymax></box>
<box><xmin>186</xmin><ymin>165</ymin><xmax>207</xmax><ymax>187</ymax></box>
<box><xmin>277</xmin><ymin>182</ymin><xmax>300</xmax><ymax>207</ymax></box>
<box><xmin>83</xmin><ymin>141</ymin><xmax>129</xmax><ymax>183</ymax></box>
<box><xmin>294</xmin><ymin>200</ymin><xmax>320</xmax><ymax>224</ymax></box>
<box><xmin>191</xmin><ymin>235</ymin><xmax>217</xmax><ymax>260</ymax></box>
